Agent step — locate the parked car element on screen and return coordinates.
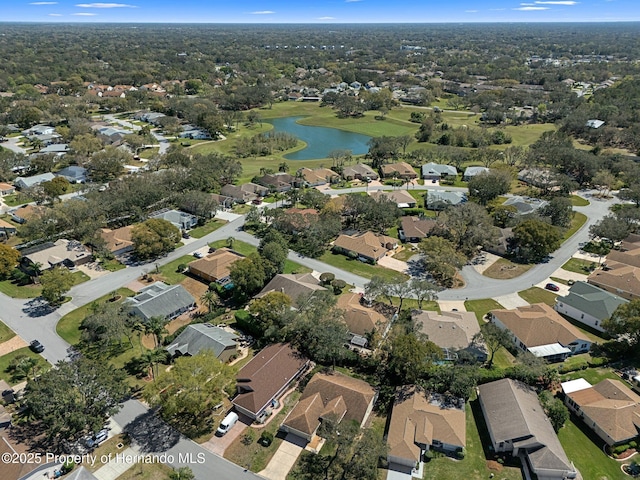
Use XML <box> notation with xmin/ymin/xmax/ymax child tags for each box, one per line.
<box><xmin>193</xmin><ymin>251</ymin><xmax>204</xmax><ymax>258</ymax></box>
<box><xmin>545</xmin><ymin>283</ymin><xmax>560</xmax><ymax>292</ymax></box>
<box><xmin>30</xmin><ymin>340</ymin><xmax>44</xmax><ymax>353</ymax></box>
<box><xmin>85</xmin><ymin>428</ymin><xmax>109</xmax><ymax>448</ymax></box>
<box><xmin>216</xmin><ymin>412</ymin><xmax>239</xmax><ymax>436</ymax></box>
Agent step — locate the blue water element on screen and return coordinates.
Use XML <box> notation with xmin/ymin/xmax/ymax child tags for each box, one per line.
<box><xmin>267</xmin><ymin>116</ymin><xmax>371</xmax><ymax>160</ymax></box>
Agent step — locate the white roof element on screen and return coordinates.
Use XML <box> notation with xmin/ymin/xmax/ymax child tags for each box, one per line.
<box><xmin>527</xmin><ymin>343</ymin><xmax>571</xmax><ymax>358</ymax></box>
<box><xmin>561</xmin><ymin>378</ymin><xmax>592</xmax><ymax>394</ymax></box>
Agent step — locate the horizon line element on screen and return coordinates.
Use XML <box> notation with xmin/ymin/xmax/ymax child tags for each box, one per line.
<box><xmin>1</xmin><ymin>20</ymin><xmax>639</xmax><ymax>25</ymax></box>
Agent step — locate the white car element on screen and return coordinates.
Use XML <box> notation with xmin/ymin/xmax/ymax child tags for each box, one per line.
<box><xmin>193</xmin><ymin>251</ymin><xmax>204</xmax><ymax>258</ymax></box>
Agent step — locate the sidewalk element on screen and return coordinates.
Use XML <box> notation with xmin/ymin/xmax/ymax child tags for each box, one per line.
<box><xmin>94</xmin><ymin>446</ymin><xmax>141</xmax><ymax>480</ymax></box>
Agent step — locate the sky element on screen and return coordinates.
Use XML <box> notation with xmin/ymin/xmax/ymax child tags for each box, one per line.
<box><xmin>3</xmin><ymin>0</ymin><xmax>638</xmax><ymax>23</ymax></box>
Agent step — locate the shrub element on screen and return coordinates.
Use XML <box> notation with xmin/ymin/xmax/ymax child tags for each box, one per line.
<box><xmin>177</xmin><ymin>264</ymin><xmax>187</xmax><ymax>273</ymax></box>
<box><xmin>319</xmin><ymin>272</ymin><xmax>335</xmax><ymax>285</ymax></box>
<box><xmin>456</xmin><ymin>447</ymin><xmax>466</xmax><ymax>459</ymax></box>
<box><xmin>331</xmin><ymin>279</ymin><xmax>347</xmax><ymax>294</ymax></box>
<box><xmin>259</xmin><ymin>431</ymin><xmax>274</xmax><ymax>447</ymax></box>
<box><xmin>241</xmin><ymin>429</ymin><xmax>255</xmax><ymax>445</ymax></box>
<box><xmin>614</xmin><ymin>444</ymin><xmax>631</xmax><ymax>454</ymax></box>
<box><xmin>629</xmin><ymin>440</ymin><xmax>637</xmax><ymax>448</ymax></box>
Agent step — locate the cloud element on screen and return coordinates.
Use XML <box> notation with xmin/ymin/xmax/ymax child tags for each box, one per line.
<box><xmin>72</xmin><ymin>12</ymin><xmax>97</xmax><ymax>15</ymax></box>
<box><xmin>465</xmin><ymin>10</ymin><xmax>478</xmax><ymax>13</ymax></box>
<box><xmin>514</xmin><ymin>6</ymin><xmax>549</xmax><ymax>10</ymax></box>
<box><xmin>317</xmin><ymin>16</ymin><xmax>336</xmax><ymax>19</ymax></box>
<box><xmin>30</xmin><ymin>2</ymin><xmax>58</xmax><ymax>4</ymax></box>
<box><xmin>75</xmin><ymin>3</ymin><xmax>136</xmax><ymax>7</ymax></box>
<box><xmin>250</xmin><ymin>10</ymin><xmax>275</xmax><ymax>14</ymax></box>
<box><xmin>535</xmin><ymin>1</ymin><xmax>579</xmax><ymax>4</ymax></box>
<box><xmin>48</xmin><ymin>13</ymin><xmax>62</xmax><ymax>15</ymax></box>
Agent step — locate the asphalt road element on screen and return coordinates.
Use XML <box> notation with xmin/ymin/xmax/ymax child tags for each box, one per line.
<box><xmin>113</xmin><ymin>399</ymin><xmax>263</xmax><ymax>480</ymax></box>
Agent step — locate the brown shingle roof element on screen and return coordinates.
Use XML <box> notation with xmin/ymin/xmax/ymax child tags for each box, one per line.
<box><xmin>413</xmin><ymin>310</ymin><xmax>480</xmax><ymax>350</ymax></box>
<box><xmin>387</xmin><ymin>386</ymin><xmax>466</xmax><ymax>464</ymax></box>
<box><xmin>298</xmin><ymin>167</ymin><xmax>339</xmax><ymax>185</ymax></box>
<box><xmin>255</xmin><ymin>273</ymin><xmax>326</xmax><ymax>305</ymax></box>
<box><xmin>233</xmin><ymin>343</ymin><xmax>309</xmax><ymax>417</ymax></box>
<box><xmin>380</xmin><ymin>162</ymin><xmax>417</xmax><ymax>178</ymax></box>
<box><xmin>333</xmin><ymin>231</ymin><xmax>391</xmax><ymax>261</ymax></box>
<box><xmin>588</xmin><ymin>262</ymin><xmax>640</xmax><ymax>299</ymax></box>
<box><xmin>400</xmin><ymin>216</ymin><xmax>436</xmax><ymax>240</ymax></box>
<box><xmin>491</xmin><ymin>303</ymin><xmax>587</xmax><ymax>348</ymax></box>
<box><xmin>99</xmin><ymin>226</ymin><xmax>134</xmax><ymax>253</ymax></box>
<box><xmin>369</xmin><ymin>189</ymin><xmax>416</xmax><ymax>207</ymax></box>
<box><xmin>282</xmin><ymin>371</ymin><xmax>376</xmax><ymax>437</ymax></box>
<box><xmin>568</xmin><ymin>379</ymin><xmax>640</xmax><ymax>444</ymax></box>
<box><xmin>337</xmin><ymin>293</ymin><xmax>386</xmax><ymax>336</ymax></box>
<box><xmin>188</xmin><ymin>248</ymin><xmax>243</xmax><ymax>282</ymax></box>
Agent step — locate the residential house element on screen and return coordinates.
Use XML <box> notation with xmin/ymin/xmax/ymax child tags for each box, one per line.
<box><xmin>96</xmin><ymin>126</ymin><xmax>129</xmax><ymax>144</ymax></box>
<box><xmin>232</xmin><ymin>343</ymin><xmax>310</xmax><ymax>422</ymax></box>
<box><xmin>503</xmin><ymin>196</ymin><xmax>548</xmax><ymax>215</ymax></box>
<box><xmin>425</xmin><ymin>190</ymin><xmax>467</xmax><ymax>210</ymax></box>
<box><xmin>297</xmin><ymin>167</ymin><xmax>339</xmax><ymax>186</ymax></box>
<box><xmin>179</xmin><ymin>125</ymin><xmax>211</xmax><ymax>140</ymax></box>
<box><xmin>0</xmin><ymin>183</ymin><xmax>15</xmax><ymax>196</ymax></box>
<box><xmin>64</xmin><ymin>466</ymin><xmax>100</xmax><ymax>480</ymax></box>
<box><xmin>412</xmin><ymin>310</ymin><xmax>487</xmax><ymax>362</ymax></box>
<box><xmin>380</xmin><ymin>162</ymin><xmax>417</xmax><ymax>180</ymax></box>
<box><xmin>22</xmin><ymin>124</ymin><xmax>55</xmax><ymax>136</ymax></box>
<box><xmin>149</xmin><ymin>208</ymin><xmax>198</xmax><ymax>231</ymax></box>
<box><xmin>368</xmin><ymin>190</ymin><xmax>417</xmax><ymax>208</ymax></box>
<box><xmin>55</xmin><ymin>166</ymin><xmax>88</xmax><ymax>184</ymax></box>
<box><xmin>491</xmin><ymin>303</ymin><xmax>592</xmax><ymax>362</ymax></box>
<box><xmin>166</xmin><ymin>323</ymin><xmax>238</xmax><ymax>362</ymax></box>
<box><xmin>254</xmin><ymin>273</ymin><xmax>327</xmax><ymax>305</ymax></box>
<box><xmin>387</xmin><ymin>386</ymin><xmax>466</xmax><ymax>472</ymax></box>
<box><xmin>220</xmin><ymin>183</ymin><xmax>269</xmax><ymax>204</ymax></box>
<box><xmin>39</xmin><ymin>144</ymin><xmax>69</xmax><ymax>156</ymax></box>
<box><xmin>0</xmin><ymin>219</ymin><xmax>17</xmax><ymax>240</ymax></box>
<box><xmin>279</xmin><ymin>208</ymin><xmax>319</xmax><ymax>233</ymax></box>
<box><xmin>399</xmin><ymin>216</ymin><xmax>436</xmax><ymax>242</ymax></box>
<box><xmin>588</xmin><ymin>265</ymin><xmax>640</xmax><ymax>301</ymax></box>
<box><xmin>0</xmin><ymin>425</ymin><xmax>40</xmax><ymax>480</ymax></box>
<box><xmin>188</xmin><ymin>248</ymin><xmax>243</xmax><ymax>286</ymax></box>
<box><xmin>342</xmin><ymin>163</ymin><xmax>378</xmax><ymax>182</ymax></box>
<box><xmin>462</xmin><ymin>166</ymin><xmax>489</xmax><ymax>181</ymax></box>
<box><xmin>337</xmin><ymin>293</ymin><xmax>387</xmax><ymax>345</ymax></box>
<box><xmin>14</xmin><ymin>172</ymin><xmax>56</xmax><ymax>190</ymax></box>
<box><xmin>255</xmin><ymin>172</ymin><xmax>297</xmax><ymax>192</ymax></box>
<box><xmin>518</xmin><ymin>168</ymin><xmax>557</xmax><ymax>189</ymax></box>
<box><xmin>586</xmin><ymin>119</ymin><xmax>605</xmax><ymax>129</ymax></box>
<box><xmin>22</xmin><ymin>239</ymin><xmax>93</xmax><ymax>271</ymax></box>
<box><xmin>562</xmin><ymin>378</ymin><xmax>640</xmax><ymax>447</ymax></box>
<box><xmin>280</xmin><ymin>371</ymin><xmax>376</xmax><ymax>441</ymax></box>
<box><xmin>333</xmin><ymin>231</ymin><xmax>398</xmax><ymax>264</ymax></box>
<box><xmin>211</xmin><ymin>193</ymin><xmax>234</xmax><ymax>210</ymax></box>
<box><xmin>98</xmin><ymin>226</ymin><xmax>135</xmax><ymax>256</ymax></box>
<box><xmin>478</xmin><ymin>378</ymin><xmax>578</xmax><ymax>480</ymax></box>
<box><xmin>9</xmin><ymin>205</ymin><xmax>45</xmax><ymax>224</ymax></box>
<box><xmin>555</xmin><ymin>281</ymin><xmax>628</xmax><ymax>333</ymax></box>
<box><xmin>421</xmin><ymin>162</ymin><xmax>457</xmax><ymax>180</ymax></box>
<box><xmin>125</xmin><ymin>282</ymin><xmax>196</xmax><ymax>321</ymax></box>
<box><xmin>139</xmin><ymin>112</ymin><xmax>166</xmax><ymax>125</ymax></box>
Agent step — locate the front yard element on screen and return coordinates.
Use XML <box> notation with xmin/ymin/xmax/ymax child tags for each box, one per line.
<box><xmin>208</xmin><ymin>239</ymin><xmax>312</xmax><ymax>275</ymax></box>
<box><xmin>561</xmin><ymin>257</ymin><xmax>597</xmax><ymax>275</ymax></box>
<box><xmin>517</xmin><ymin>287</ymin><xmax>557</xmax><ymax>306</ymax></box>
<box><xmin>0</xmin><ymin>270</ymin><xmax>90</xmax><ymax>298</ymax></box>
<box><xmin>482</xmin><ymin>258</ymin><xmax>533</xmax><ymax>280</ymax></box>
<box><xmin>189</xmin><ymin>219</ymin><xmax>227</xmax><ymax>239</ymax></box>
<box><xmin>0</xmin><ymin>347</ymin><xmax>50</xmax><ymax>385</ymax></box>
<box><xmin>319</xmin><ymin>250</ymin><xmax>409</xmax><ymax>282</ymax></box>
<box><xmin>464</xmin><ymin>298</ymin><xmax>504</xmax><ymax>324</ymax></box>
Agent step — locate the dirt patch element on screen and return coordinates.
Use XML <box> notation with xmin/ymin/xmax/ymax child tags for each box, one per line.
<box><xmin>0</xmin><ymin>336</ymin><xmax>27</xmax><ymax>356</ymax></box>
<box><xmin>486</xmin><ymin>460</ymin><xmax>503</xmax><ymax>472</ymax></box>
<box><xmin>180</xmin><ymin>277</ymin><xmax>209</xmax><ymax>308</ymax></box>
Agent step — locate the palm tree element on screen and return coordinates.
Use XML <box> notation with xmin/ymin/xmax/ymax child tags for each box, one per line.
<box><xmin>278</xmin><ymin>162</ymin><xmax>289</xmax><ymax>173</ymax></box>
<box><xmin>141</xmin><ymin>348</ymin><xmax>167</xmax><ymax>381</ymax></box>
<box><xmin>200</xmin><ymin>290</ymin><xmax>220</xmax><ymax>313</ymax></box>
<box><xmin>147</xmin><ymin>316</ymin><xmax>168</xmax><ymax>348</ymax></box>
<box><xmin>226</xmin><ymin>236</ymin><xmax>235</xmax><ymax>249</ymax></box>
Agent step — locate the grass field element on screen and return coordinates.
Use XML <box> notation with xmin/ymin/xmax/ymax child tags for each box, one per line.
<box><xmin>483</xmin><ymin>258</ymin><xmax>533</xmax><ymax>280</ymax></box>
<box><xmin>517</xmin><ymin>287</ymin><xmax>557</xmax><ymax>306</ymax></box>
<box><xmin>558</xmin><ymin>416</ymin><xmax>626</xmax><ymax>480</ymax></box>
<box><xmin>0</xmin><ymin>321</ymin><xmax>16</xmax><ymax>344</ymax></box>
<box><xmin>424</xmin><ymin>401</ymin><xmax>523</xmax><ymax>480</ymax></box>
<box><xmin>189</xmin><ymin>219</ymin><xmax>226</xmax><ymax>239</ymax></box>
<box><xmin>570</xmin><ymin>195</ymin><xmax>590</xmax><ymax>206</ymax></box>
<box><xmin>0</xmin><ymin>347</ymin><xmax>50</xmax><ymax>386</ymax></box>
<box><xmin>562</xmin><ymin>212</ymin><xmax>588</xmax><ymax>241</ymax></box>
<box><xmin>155</xmin><ymin>255</ymin><xmax>196</xmax><ymax>284</ymax></box>
<box><xmin>0</xmin><ymin>270</ymin><xmax>89</xmax><ymax>299</ymax></box>
<box><xmin>561</xmin><ymin>257</ymin><xmax>596</xmax><ymax>275</ymax></box>
<box><xmin>319</xmin><ymin>250</ymin><xmax>408</xmax><ymax>282</ymax></box>
<box><xmin>56</xmin><ymin>287</ymin><xmax>135</xmax><ymax>344</ymax></box>
<box><xmin>464</xmin><ymin>298</ymin><xmax>504</xmax><ymax>323</ymax></box>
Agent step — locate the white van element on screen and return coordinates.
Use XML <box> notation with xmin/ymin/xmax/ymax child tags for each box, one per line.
<box><xmin>216</xmin><ymin>411</ymin><xmax>239</xmax><ymax>436</ymax></box>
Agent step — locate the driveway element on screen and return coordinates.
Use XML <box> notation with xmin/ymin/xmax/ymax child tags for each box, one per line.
<box><xmin>437</xmin><ymin>300</ymin><xmax>466</xmax><ymax>312</ymax></box>
<box><xmin>494</xmin><ymin>293</ymin><xmax>530</xmax><ymax>310</ymax></box>
<box><xmin>200</xmin><ymin>413</ymin><xmax>250</xmax><ymax>456</ymax></box>
<box><xmin>378</xmin><ymin>255</ymin><xmax>408</xmax><ymax>273</ymax></box>
<box><xmin>259</xmin><ymin>433</ymin><xmax>306</xmax><ymax>480</ymax></box>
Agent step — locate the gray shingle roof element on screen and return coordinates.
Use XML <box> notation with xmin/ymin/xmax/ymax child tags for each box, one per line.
<box><xmin>421</xmin><ymin>162</ymin><xmax>457</xmax><ymax>177</ymax></box>
<box><xmin>559</xmin><ymin>281</ymin><xmax>628</xmax><ymax>321</ymax></box>
<box><xmin>166</xmin><ymin>324</ymin><xmax>238</xmax><ymax>357</ymax></box>
<box><xmin>126</xmin><ymin>282</ymin><xmax>195</xmax><ymax>320</ymax></box>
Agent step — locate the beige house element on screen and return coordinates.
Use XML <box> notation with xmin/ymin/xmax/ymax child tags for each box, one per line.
<box><xmin>368</xmin><ymin>189</ymin><xmax>417</xmax><ymax>208</ymax></box>
<box><xmin>0</xmin><ymin>183</ymin><xmax>15</xmax><ymax>196</ymax></box>
<box><xmin>387</xmin><ymin>386</ymin><xmax>466</xmax><ymax>471</ymax></box>
<box><xmin>587</xmin><ymin>235</ymin><xmax>640</xmax><ymax>300</ymax></box>
<box><xmin>254</xmin><ymin>273</ymin><xmax>327</xmax><ymax>305</ymax></box>
<box><xmin>333</xmin><ymin>231</ymin><xmax>397</xmax><ymax>264</ymax></box>
<box><xmin>337</xmin><ymin>292</ymin><xmax>387</xmax><ymax>341</ymax></box>
<box><xmin>399</xmin><ymin>216</ymin><xmax>436</xmax><ymax>242</ymax></box>
<box><xmin>99</xmin><ymin>226</ymin><xmax>134</xmax><ymax>255</ymax></box>
<box><xmin>22</xmin><ymin>239</ymin><xmax>92</xmax><ymax>271</ymax></box>
<box><xmin>380</xmin><ymin>162</ymin><xmax>417</xmax><ymax>179</ymax></box>
<box><xmin>188</xmin><ymin>248</ymin><xmax>243</xmax><ymax>285</ymax></box>
<box><xmin>562</xmin><ymin>378</ymin><xmax>640</xmax><ymax>447</ymax></box>
<box><xmin>491</xmin><ymin>303</ymin><xmax>591</xmax><ymax>362</ymax></box>
<box><xmin>280</xmin><ymin>371</ymin><xmax>376</xmax><ymax>441</ymax></box>
<box><xmin>342</xmin><ymin>163</ymin><xmax>378</xmax><ymax>181</ymax></box>
<box><xmin>297</xmin><ymin>167</ymin><xmax>339</xmax><ymax>186</ymax></box>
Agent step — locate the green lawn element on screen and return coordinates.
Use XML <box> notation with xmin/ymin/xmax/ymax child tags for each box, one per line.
<box><xmin>319</xmin><ymin>250</ymin><xmax>409</xmax><ymax>282</ymax></box>
<box><xmin>283</xmin><ymin>260</ymin><xmax>312</xmax><ymax>275</ymax></box>
<box><xmin>56</xmin><ymin>288</ymin><xmax>135</xmax><ymax>345</ymax></box>
<box><xmin>483</xmin><ymin>258</ymin><xmax>534</xmax><ymax>280</ymax></box>
<box><xmin>464</xmin><ymin>298</ymin><xmax>504</xmax><ymax>324</ymax></box>
<box><xmin>424</xmin><ymin>401</ymin><xmax>523</xmax><ymax>480</ymax></box>
<box><xmin>570</xmin><ymin>195</ymin><xmax>590</xmax><ymax>206</ymax></box>
<box><xmin>561</xmin><ymin>258</ymin><xmax>596</xmax><ymax>275</ymax></box>
<box><xmin>0</xmin><ymin>321</ymin><xmax>16</xmax><ymax>344</ymax></box>
<box><xmin>558</xmin><ymin>416</ymin><xmax>626</xmax><ymax>480</ymax></box>
<box><xmin>0</xmin><ymin>347</ymin><xmax>50</xmax><ymax>386</ymax></box>
<box><xmin>562</xmin><ymin>212</ymin><xmax>588</xmax><ymax>242</ymax></box>
<box><xmin>100</xmin><ymin>258</ymin><xmax>126</xmax><ymax>272</ymax></box>
<box><xmin>493</xmin><ymin>347</ymin><xmax>517</xmax><ymax>369</ymax></box>
<box><xmin>560</xmin><ymin>367</ymin><xmax>623</xmax><ymax>385</ymax></box>
<box><xmin>0</xmin><ymin>270</ymin><xmax>89</xmax><ymax>299</ymax></box>
<box><xmin>156</xmin><ymin>255</ymin><xmax>196</xmax><ymax>285</ymax></box>
<box><xmin>518</xmin><ymin>287</ymin><xmax>557</xmax><ymax>306</ymax></box>
<box><xmin>2</xmin><ymin>194</ymin><xmax>32</xmax><ymax>207</ymax></box>
<box><xmin>189</xmin><ymin>219</ymin><xmax>227</xmax><ymax>239</ymax></box>
<box><xmin>208</xmin><ymin>239</ymin><xmax>311</xmax><ymax>275</ymax></box>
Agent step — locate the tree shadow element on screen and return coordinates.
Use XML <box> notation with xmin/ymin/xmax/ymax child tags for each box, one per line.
<box><xmin>121</xmin><ymin>409</ymin><xmax>181</xmax><ymax>453</ymax></box>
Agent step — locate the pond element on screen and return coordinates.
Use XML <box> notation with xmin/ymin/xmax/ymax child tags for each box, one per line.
<box><xmin>267</xmin><ymin>116</ymin><xmax>371</xmax><ymax>160</ymax></box>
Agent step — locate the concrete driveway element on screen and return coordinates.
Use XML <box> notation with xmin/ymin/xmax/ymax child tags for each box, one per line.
<box><xmin>437</xmin><ymin>300</ymin><xmax>467</xmax><ymax>312</ymax></box>
<box><xmin>378</xmin><ymin>255</ymin><xmax>408</xmax><ymax>273</ymax></box>
<box><xmin>201</xmin><ymin>413</ymin><xmax>250</xmax><ymax>456</ymax></box>
<box><xmin>494</xmin><ymin>293</ymin><xmax>530</xmax><ymax>310</ymax></box>
<box><xmin>259</xmin><ymin>433</ymin><xmax>306</xmax><ymax>480</ymax></box>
